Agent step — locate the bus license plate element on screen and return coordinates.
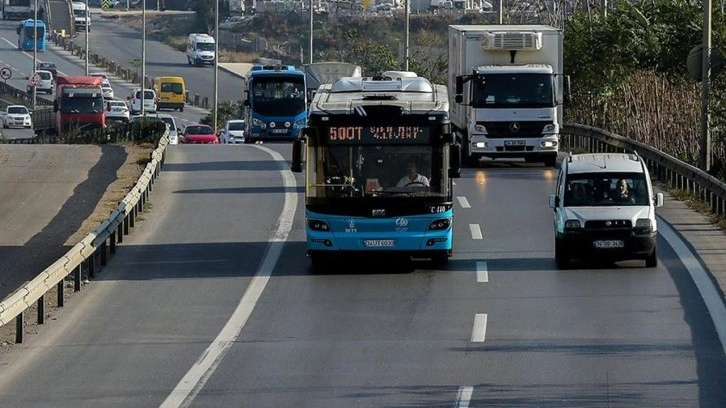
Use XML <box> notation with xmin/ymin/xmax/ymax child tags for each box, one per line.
<box><xmin>593</xmin><ymin>240</ymin><xmax>624</xmax><ymax>249</ymax></box>
<box><xmin>504</xmin><ymin>140</ymin><xmax>526</xmax><ymax>146</ymax></box>
<box><xmin>364</xmin><ymin>239</ymin><xmax>395</xmax><ymax>247</ymax></box>
<box><xmin>271</xmin><ymin>129</ymin><xmax>288</xmax><ymax>134</ymax></box>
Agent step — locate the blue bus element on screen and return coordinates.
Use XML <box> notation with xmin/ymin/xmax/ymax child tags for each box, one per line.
<box><xmin>290</xmin><ymin>74</ymin><xmax>462</xmax><ymax>268</ymax></box>
<box><xmin>243</xmin><ymin>64</ymin><xmax>307</xmax><ymax>143</ymax></box>
<box><xmin>16</xmin><ymin>19</ymin><xmax>46</xmax><ymax>51</ymax></box>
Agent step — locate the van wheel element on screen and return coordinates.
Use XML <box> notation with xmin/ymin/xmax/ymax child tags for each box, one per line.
<box><xmin>555</xmin><ymin>240</ymin><xmax>570</xmax><ymax>269</ymax></box>
<box><xmin>645</xmin><ymin>248</ymin><xmax>658</xmax><ymax>268</ymax></box>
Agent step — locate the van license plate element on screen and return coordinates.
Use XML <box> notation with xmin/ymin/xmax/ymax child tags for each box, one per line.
<box><xmin>364</xmin><ymin>239</ymin><xmax>395</xmax><ymax>247</ymax></box>
<box><xmin>504</xmin><ymin>140</ymin><xmax>526</xmax><ymax>146</ymax></box>
<box><xmin>593</xmin><ymin>240</ymin><xmax>624</xmax><ymax>249</ymax></box>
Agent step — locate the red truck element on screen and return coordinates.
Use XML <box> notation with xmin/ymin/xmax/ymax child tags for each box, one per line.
<box><xmin>33</xmin><ymin>76</ymin><xmax>105</xmax><ymax>140</ymax></box>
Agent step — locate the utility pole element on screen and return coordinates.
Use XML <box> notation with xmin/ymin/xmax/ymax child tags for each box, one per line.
<box><xmin>701</xmin><ymin>0</ymin><xmax>713</xmax><ymax>172</ymax></box>
<box><xmin>141</xmin><ymin>0</ymin><xmax>146</xmax><ymax>115</ymax></box>
<box><xmin>32</xmin><ymin>0</ymin><xmax>38</xmax><ymax>108</ymax></box>
<box><xmin>309</xmin><ymin>0</ymin><xmax>313</xmax><ymax>63</ymax></box>
<box><xmin>85</xmin><ymin>0</ymin><xmax>89</xmax><ymax>75</ymax></box>
<box><xmin>404</xmin><ymin>0</ymin><xmax>409</xmax><ymax>70</ymax></box>
<box><xmin>214</xmin><ymin>0</ymin><xmax>219</xmax><ymax>131</ymax></box>
<box><xmin>498</xmin><ymin>0</ymin><xmax>503</xmax><ymax>24</ymax></box>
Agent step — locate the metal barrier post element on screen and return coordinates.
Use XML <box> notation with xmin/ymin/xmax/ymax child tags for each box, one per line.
<box><xmin>15</xmin><ymin>313</ymin><xmax>23</xmax><ymax>343</ymax></box>
<box><xmin>88</xmin><ymin>254</ymin><xmax>95</xmax><ymax>279</ymax></box>
<box><xmin>110</xmin><ymin>232</ymin><xmax>117</xmax><ymax>253</ymax></box>
<box><xmin>123</xmin><ymin>216</ymin><xmax>129</xmax><ymax>235</ymax></box>
<box><xmin>101</xmin><ymin>241</ymin><xmax>107</xmax><ymax>265</ymax></box>
<box><xmin>74</xmin><ymin>264</ymin><xmax>82</xmax><ymax>292</ymax></box>
<box><xmin>57</xmin><ymin>280</ymin><xmax>64</xmax><ymax>307</ymax></box>
<box><xmin>38</xmin><ymin>295</ymin><xmax>45</xmax><ymax>325</ymax></box>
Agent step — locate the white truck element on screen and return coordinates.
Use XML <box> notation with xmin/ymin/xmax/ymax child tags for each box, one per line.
<box><xmin>2</xmin><ymin>0</ymin><xmax>32</xmax><ymax>20</ymax></box>
<box><xmin>72</xmin><ymin>1</ymin><xmax>90</xmax><ymax>31</ymax></box>
<box><xmin>449</xmin><ymin>24</ymin><xmax>570</xmax><ymax>167</ymax></box>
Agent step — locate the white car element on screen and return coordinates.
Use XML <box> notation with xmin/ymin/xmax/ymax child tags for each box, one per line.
<box><xmin>549</xmin><ymin>152</ymin><xmax>664</xmax><ymax>269</ymax></box>
<box><xmin>2</xmin><ymin>105</ymin><xmax>32</xmax><ymax>129</ymax></box>
<box><xmin>220</xmin><ymin>119</ymin><xmax>245</xmax><ymax>143</ymax></box>
<box><xmin>27</xmin><ymin>70</ymin><xmax>54</xmax><ymax>94</ymax></box>
<box><xmin>105</xmin><ymin>99</ymin><xmax>130</xmax><ymax>123</ymax></box>
<box><xmin>128</xmin><ymin>88</ymin><xmax>157</xmax><ymax>115</ymax></box>
<box><xmin>101</xmin><ymin>79</ymin><xmax>114</xmax><ymax>99</ymax></box>
<box><xmin>149</xmin><ymin>113</ymin><xmax>180</xmax><ymax>145</ymax></box>
<box><xmin>90</xmin><ymin>72</ymin><xmax>109</xmax><ymax>81</ymax></box>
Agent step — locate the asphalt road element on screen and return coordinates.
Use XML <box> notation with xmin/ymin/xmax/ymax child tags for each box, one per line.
<box><xmin>0</xmin><ymin>18</ymin><xmax>212</xmax><ymax>129</ymax></box>
<box><xmin>0</xmin><ymin>145</ymin><xmax>724</xmax><ymax>407</ymax></box>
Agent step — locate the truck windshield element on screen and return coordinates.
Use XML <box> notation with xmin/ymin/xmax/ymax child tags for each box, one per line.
<box><xmin>472</xmin><ymin>73</ymin><xmax>555</xmax><ymax>109</ymax></box>
<box><xmin>250</xmin><ymin>76</ymin><xmax>306</xmax><ymax>117</ymax></box>
<box><xmin>307</xmin><ymin>144</ymin><xmax>448</xmax><ymax>199</ymax></box>
<box><xmin>60</xmin><ymin>96</ymin><xmax>104</xmax><ymax>114</ymax></box>
<box><xmin>564</xmin><ymin>172</ymin><xmax>650</xmax><ymax>207</ymax></box>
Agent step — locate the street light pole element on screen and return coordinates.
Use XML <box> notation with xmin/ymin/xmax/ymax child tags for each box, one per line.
<box><xmin>33</xmin><ymin>0</ymin><xmax>38</xmax><ymax>108</ymax></box>
<box><xmin>214</xmin><ymin>0</ymin><xmax>219</xmax><ymax>131</ymax></box>
<box><xmin>700</xmin><ymin>0</ymin><xmax>713</xmax><ymax>172</ymax></box>
<box><xmin>404</xmin><ymin>0</ymin><xmax>409</xmax><ymax>70</ymax></box>
<box><xmin>85</xmin><ymin>0</ymin><xmax>89</xmax><ymax>75</ymax></box>
<box><xmin>141</xmin><ymin>0</ymin><xmax>146</xmax><ymax>115</ymax></box>
<box><xmin>309</xmin><ymin>0</ymin><xmax>313</xmax><ymax>63</ymax></box>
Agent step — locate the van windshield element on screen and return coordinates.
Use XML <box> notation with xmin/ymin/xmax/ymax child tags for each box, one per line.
<box><xmin>564</xmin><ymin>172</ymin><xmax>649</xmax><ymax>207</ymax></box>
<box><xmin>196</xmin><ymin>42</ymin><xmax>214</xmax><ymax>51</ymax></box>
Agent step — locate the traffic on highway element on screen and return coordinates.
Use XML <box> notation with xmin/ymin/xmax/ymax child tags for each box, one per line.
<box><xmin>0</xmin><ymin>7</ymin><xmax>725</xmax><ymax>408</ymax></box>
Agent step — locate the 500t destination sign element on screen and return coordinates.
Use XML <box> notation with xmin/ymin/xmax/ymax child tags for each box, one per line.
<box><xmin>326</xmin><ymin>126</ymin><xmax>430</xmax><ymax>144</ymax></box>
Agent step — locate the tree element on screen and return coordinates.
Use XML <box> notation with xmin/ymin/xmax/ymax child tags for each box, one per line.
<box><xmin>200</xmin><ymin>101</ymin><xmax>243</xmax><ymax>130</ymax></box>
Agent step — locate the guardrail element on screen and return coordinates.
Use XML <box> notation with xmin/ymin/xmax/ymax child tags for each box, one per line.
<box><xmin>0</xmin><ymin>127</ymin><xmax>169</xmax><ymax>343</ymax></box>
<box><xmin>561</xmin><ymin>124</ymin><xmax>726</xmax><ymax>219</ymax></box>
<box><xmin>48</xmin><ymin>31</ymin><xmax>213</xmax><ymax>110</ymax></box>
<box><xmin>0</xmin><ymin>81</ymin><xmax>53</xmax><ymax>106</ymax></box>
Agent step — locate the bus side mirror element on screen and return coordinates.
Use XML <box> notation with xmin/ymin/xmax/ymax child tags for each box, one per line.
<box><xmin>291</xmin><ymin>137</ymin><xmax>304</xmax><ymax>173</ymax></box>
<box><xmin>243</xmin><ymin>90</ymin><xmax>250</xmax><ymax>106</ymax></box>
<box><xmin>449</xmin><ymin>143</ymin><xmax>461</xmax><ymax>179</ymax></box>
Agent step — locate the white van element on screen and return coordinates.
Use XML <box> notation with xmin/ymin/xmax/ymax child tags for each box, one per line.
<box><xmin>186</xmin><ymin>34</ymin><xmax>216</xmax><ymax>66</ymax></box>
<box><xmin>548</xmin><ymin>152</ymin><xmax>664</xmax><ymax>269</ymax></box>
<box><xmin>72</xmin><ymin>2</ymin><xmax>90</xmax><ymax>31</ymax></box>
<box><xmin>127</xmin><ymin>88</ymin><xmax>157</xmax><ymax>115</ymax></box>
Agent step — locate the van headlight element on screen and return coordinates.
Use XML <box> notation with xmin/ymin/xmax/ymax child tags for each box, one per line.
<box><xmin>564</xmin><ymin>219</ymin><xmax>582</xmax><ymax>231</ymax></box>
<box><xmin>634</xmin><ymin>218</ymin><xmax>653</xmax><ymax>234</ymax></box>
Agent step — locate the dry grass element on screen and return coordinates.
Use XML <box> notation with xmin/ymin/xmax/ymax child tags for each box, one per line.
<box><xmin>219</xmin><ymin>50</ymin><xmax>259</xmax><ymax>63</ymax></box>
<box><xmin>660</xmin><ymin>184</ymin><xmax>726</xmax><ymax>231</ymax></box>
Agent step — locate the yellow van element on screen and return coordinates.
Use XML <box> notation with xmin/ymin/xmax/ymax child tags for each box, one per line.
<box><xmin>153</xmin><ymin>76</ymin><xmax>186</xmax><ymax>112</ymax></box>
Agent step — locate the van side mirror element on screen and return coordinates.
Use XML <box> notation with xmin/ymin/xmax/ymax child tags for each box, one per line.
<box><xmin>655</xmin><ymin>192</ymin><xmax>664</xmax><ymax>208</ymax></box>
<box><xmin>449</xmin><ymin>143</ymin><xmax>461</xmax><ymax>178</ymax></box>
<box><xmin>291</xmin><ymin>138</ymin><xmax>304</xmax><ymax>172</ymax></box>
<box><xmin>548</xmin><ymin>194</ymin><xmax>559</xmax><ymax>209</ymax></box>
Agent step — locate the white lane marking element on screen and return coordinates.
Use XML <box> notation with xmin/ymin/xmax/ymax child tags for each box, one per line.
<box><xmin>476</xmin><ymin>261</ymin><xmax>488</xmax><ymax>283</ymax></box>
<box><xmin>469</xmin><ymin>224</ymin><xmax>482</xmax><ymax>240</ymax></box>
<box><xmin>455</xmin><ymin>386</ymin><xmax>474</xmax><ymax>408</ymax></box>
<box><xmin>453</xmin><ymin>181</ymin><xmax>457</xmax><ymax>186</ymax></box>
<box><xmin>457</xmin><ymin>196</ymin><xmax>471</xmax><ymax>209</ymax></box>
<box><xmin>471</xmin><ymin>313</ymin><xmax>488</xmax><ymax>342</ymax></box>
<box><xmin>159</xmin><ymin>146</ymin><xmax>298</xmax><ymax>408</ymax></box>
<box><xmin>658</xmin><ymin>217</ymin><xmax>726</xmax><ymax>357</ymax></box>
<box><xmin>122</xmin><ymin>260</ymin><xmax>227</xmax><ymax>266</ymax></box>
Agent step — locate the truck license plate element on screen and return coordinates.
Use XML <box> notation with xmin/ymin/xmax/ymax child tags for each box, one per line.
<box><xmin>504</xmin><ymin>140</ymin><xmax>526</xmax><ymax>146</ymax></box>
<box><xmin>593</xmin><ymin>240</ymin><xmax>624</xmax><ymax>249</ymax></box>
<box><xmin>363</xmin><ymin>239</ymin><xmax>395</xmax><ymax>247</ymax></box>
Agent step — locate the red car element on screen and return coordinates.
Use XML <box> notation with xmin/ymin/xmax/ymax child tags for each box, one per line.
<box><xmin>181</xmin><ymin>124</ymin><xmax>219</xmax><ymax>144</ymax></box>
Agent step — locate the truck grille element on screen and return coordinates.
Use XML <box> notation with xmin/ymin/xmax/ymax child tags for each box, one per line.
<box><xmin>481</xmin><ymin>121</ymin><xmax>549</xmax><ymax>138</ymax></box>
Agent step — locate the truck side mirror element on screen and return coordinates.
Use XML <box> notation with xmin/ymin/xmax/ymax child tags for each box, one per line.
<box><xmin>449</xmin><ymin>143</ymin><xmax>461</xmax><ymax>178</ymax></box>
<box><xmin>53</xmin><ymin>99</ymin><xmax>58</xmax><ymax>112</ymax></box>
<box><xmin>291</xmin><ymin>137</ymin><xmax>304</xmax><ymax>173</ymax></box>
<box><xmin>455</xmin><ymin>76</ymin><xmax>464</xmax><ymax>96</ymax></box>
<box><xmin>563</xmin><ymin>75</ymin><xmax>572</xmax><ymax>105</ymax></box>
<box><xmin>455</xmin><ymin>95</ymin><xmax>463</xmax><ymax>104</ymax></box>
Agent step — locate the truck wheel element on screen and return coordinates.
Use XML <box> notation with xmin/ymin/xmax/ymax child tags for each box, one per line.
<box><xmin>645</xmin><ymin>248</ymin><xmax>658</xmax><ymax>268</ymax></box>
<box><xmin>544</xmin><ymin>155</ymin><xmax>557</xmax><ymax>168</ymax></box>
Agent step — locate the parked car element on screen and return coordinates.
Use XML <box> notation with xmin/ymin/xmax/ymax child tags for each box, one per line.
<box><xmin>220</xmin><ymin>119</ymin><xmax>245</xmax><ymax>144</ymax></box>
<box><xmin>153</xmin><ymin>113</ymin><xmax>181</xmax><ymax>145</ymax></box>
<box><xmin>2</xmin><ymin>105</ymin><xmax>32</xmax><ymax>129</ymax></box>
<box><xmin>105</xmin><ymin>98</ymin><xmax>130</xmax><ymax>123</ymax></box>
<box><xmin>27</xmin><ymin>70</ymin><xmax>54</xmax><ymax>94</ymax></box>
<box><xmin>181</xmin><ymin>124</ymin><xmax>218</xmax><ymax>144</ymax></box>
<box><xmin>36</xmin><ymin>62</ymin><xmax>58</xmax><ymax>79</ymax></box>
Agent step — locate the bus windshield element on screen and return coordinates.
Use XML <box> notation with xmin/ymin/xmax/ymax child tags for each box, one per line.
<box><xmin>307</xmin><ymin>144</ymin><xmax>449</xmax><ymax>200</ymax></box>
<box><xmin>250</xmin><ymin>76</ymin><xmax>306</xmax><ymax>117</ymax></box>
<box><xmin>60</xmin><ymin>95</ymin><xmax>105</xmax><ymax>114</ymax></box>
<box><xmin>472</xmin><ymin>73</ymin><xmax>555</xmax><ymax>109</ymax></box>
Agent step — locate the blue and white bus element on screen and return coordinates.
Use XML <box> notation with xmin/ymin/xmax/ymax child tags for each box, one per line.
<box><xmin>243</xmin><ymin>64</ymin><xmax>307</xmax><ymax>143</ymax></box>
<box><xmin>16</xmin><ymin>19</ymin><xmax>45</xmax><ymax>51</ymax></box>
<box><xmin>291</xmin><ymin>74</ymin><xmax>462</xmax><ymax>267</ymax></box>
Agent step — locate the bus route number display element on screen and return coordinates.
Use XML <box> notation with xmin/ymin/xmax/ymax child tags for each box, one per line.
<box><xmin>326</xmin><ymin>126</ymin><xmax>430</xmax><ymax>144</ymax></box>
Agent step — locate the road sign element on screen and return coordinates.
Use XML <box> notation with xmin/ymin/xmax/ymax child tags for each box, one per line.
<box><xmin>0</xmin><ymin>67</ymin><xmax>11</xmax><ymax>81</ymax></box>
<box><xmin>31</xmin><ymin>73</ymin><xmax>41</xmax><ymax>86</ymax></box>
<box><xmin>102</xmin><ymin>0</ymin><xmax>110</xmax><ymax>9</ymax></box>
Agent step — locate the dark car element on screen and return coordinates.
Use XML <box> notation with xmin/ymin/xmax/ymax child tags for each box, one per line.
<box><xmin>36</xmin><ymin>62</ymin><xmax>58</xmax><ymax>79</ymax></box>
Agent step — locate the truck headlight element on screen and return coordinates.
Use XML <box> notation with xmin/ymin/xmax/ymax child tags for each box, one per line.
<box><xmin>542</xmin><ymin>124</ymin><xmax>557</xmax><ymax>133</ymax></box>
<box><xmin>540</xmin><ymin>140</ymin><xmax>558</xmax><ymax>148</ymax></box>
<box><xmin>475</xmin><ymin>142</ymin><xmax>488</xmax><ymax>148</ymax></box>
<box><xmin>474</xmin><ymin>124</ymin><xmax>487</xmax><ymax>133</ymax></box>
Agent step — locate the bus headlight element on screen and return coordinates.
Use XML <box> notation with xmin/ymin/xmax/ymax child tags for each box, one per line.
<box><xmin>252</xmin><ymin>118</ymin><xmax>263</xmax><ymax>127</ymax></box>
<box><xmin>307</xmin><ymin>219</ymin><xmax>330</xmax><ymax>231</ymax></box>
<box><xmin>429</xmin><ymin>218</ymin><xmax>451</xmax><ymax>231</ymax></box>
<box><xmin>293</xmin><ymin>118</ymin><xmax>306</xmax><ymax>129</ymax></box>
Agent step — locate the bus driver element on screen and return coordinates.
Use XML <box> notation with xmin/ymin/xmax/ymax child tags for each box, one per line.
<box><xmin>396</xmin><ymin>161</ymin><xmax>429</xmax><ymax>187</ymax></box>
